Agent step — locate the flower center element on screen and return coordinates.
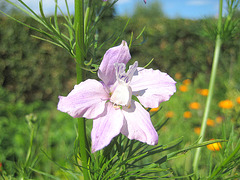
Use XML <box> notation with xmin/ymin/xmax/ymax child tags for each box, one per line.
<box><xmin>110</xmin><ymin>61</ymin><xmax>138</xmax><ymax>107</ymax></box>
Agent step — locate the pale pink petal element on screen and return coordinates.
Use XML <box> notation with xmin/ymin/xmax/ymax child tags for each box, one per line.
<box><xmin>57</xmin><ymin>79</ymin><xmax>109</xmax><ymax>119</ymax></box>
<box><xmin>121</xmin><ymin>101</ymin><xmax>158</xmax><ymax>145</ymax></box>
<box><xmin>98</xmin><ymin>40</ymin><xmax>131</xmax><ymax>86</ymax></box>
<box><xmin>91</xmin><ymin>102</ymin><xmax>124</xmax><ymax>152</ymax></box>
<box><xmin>130</xmin><ymin>68</ymin><xmax>176</xmax><ymax>108</ymax></box>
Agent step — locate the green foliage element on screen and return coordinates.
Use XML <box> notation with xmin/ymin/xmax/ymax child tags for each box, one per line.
<box><xmin>1</xmin><ymin>8</ymin><xmax>240</xmax><ymax>103</ymax></box>
<box><xmin>0</xmin><ymin>86</ymin><xmax>78</xmax><ymax>179</ymax></box>
<box><xmin>0</xmin><ymin>0</ymin><xmax>240</xmax><ymax>179</ymax></box>
<box><xmin>209</xmin><ymin>128</ymin><xmax>240</xmax><ymax>179</ymax></box>
<box><xmin>0</xmin><ymin>16</ymin><xmax>76</xmax><ymax>102</ymax></box>
<box><xmin>150</xmin><ymin>70</ymin><xmax>240</xmax><ymax>178</ymax></box>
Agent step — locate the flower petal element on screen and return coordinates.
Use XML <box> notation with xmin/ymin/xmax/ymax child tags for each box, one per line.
<box><xmin>98</xmin><ymin>40</ymin><xmax>131</xmax><ymax>86</ymax></box>
<box><xmin>121</xmin><ymin>101</ymin><xmax>158</xmax><ymax>145</ymax></box>
<box><xmin>130</xmin><ymin>68</ymin><xmax>176</xmax><ymax>108</ymax></box>
<box><xmin>57</xmin><ymin>79</ymin><xmax>109</xmax><ymax>119</ymax></box>
<box><xmin>91</xmin><ymin>102</ymin><xmax>124</xmax><ymax>152</ymax></box>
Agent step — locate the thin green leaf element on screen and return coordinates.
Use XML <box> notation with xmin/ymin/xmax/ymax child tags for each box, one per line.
<box><xmin>40</xmin><ymin>149</ymin><xmax>80</xmax><ymax>174</ymax></box>
<box><xmin>129</xmin><ymin>31</ymin><xmax>134</xmax><ymax>49</ymax></box>
<box><xmin>65</xmin><ymin>0</ymin><xmax>73</xmax><ymax>24</ymax></box>
<box><xmin>132</xmin><ymin>146</ymin><xmax>165</xmax><ymax>164</ymax></box>
<box><xmin>84</xmin><ymin>59</ymin><xmax>93</xmax><ymax>66</ymax></box>
<box><xmin>144</xmin><ymin>58</ymin><xmax>154</xmax><ymax>68</ymax></box>
<box><xmin>79</xmin><ymin>66</ymin><xmax>98</xmax><ymax>73</ymax></box>
<box><xmin>5</xmin><ymin>0</ymin><xmax>43</xmax><ymax>24</ymax></box>
<box><xmin>210</xmin><ymin>141</ymin><xmax>240</xmax><ymax>178</ymax></box>
<box><xmin>168</xmin><ymin>139</ymin><xmax>227</xmax><ymax>159</ymax></box>
<box><xmin>38</xmin><ymin>0</ymin><xmax>71</xmax><ymax>49</ymax></box>
<box><xmin>124</xmin><ymin>152</ymin><xmax>148</xmax><ymax>165</ymax></box>
<box><xmin>0</xmin><ymin>10</ymin><xmax>42</xmax><ymax>33</ymax></box>
<box><xmin>29</xmin><ymin>167</ymin><xmax>61</xmax><ymax>180</ymax></box>
<box><xmin>98</xmin><ymin>153</ymin><xmax>118</xmax><ymax>180</ymax></box>
<box><xmin>163</xmin><ymin>136</ymin><xmax>183</xmax><ymax>151</ymax></box>
<box><xmin>136</xmin><ymin>26</ymin><xmax>146</xmax><ymax>40</ymax></box>
<box><xmin>169</xmin><ymin>173</ymin><xmax>195</xmax><ymax>179</ymax></box>
<box><xmin>54</xmin><ymin>0</ymin><xmax>60</xmax><ymax>32</ymax></box>
<box><xmin>0</xmin><ymin>9</ymin><xmax>64</xmax><ymax>51</ymax></box>
<box><xmin>30</xmin><ymin>35</ymin><xmax>65</xmax><ymax>49</ymax></box>
<box><xmin>56</xmin><ymin>1</ymin><xmax>74</xmax><ymax>28</ymax></box>
<box><xmin>127</xmin><ymin>140</ymin><xmax>145</xmax><ymax>158</ymax></box>
<box><xmin>64</xmin><ymin>23</ymin><xmax>74</xmax><ymax>42</ymax></box>
<box><xmin>155</xmin><ymin>117</ymin><xmax>169</xmax><ymax>132</ymax></box>
<box><xmin>111</xmin><ymin>18</ymin><xmax>131</xmax><ymax>47</ymax></box>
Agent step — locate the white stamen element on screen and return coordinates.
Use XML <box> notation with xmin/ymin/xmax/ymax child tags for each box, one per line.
<box><xmin>110</xmin><ymin>61</ymin><xmax>138</xmax><ymax>107</ymax></box>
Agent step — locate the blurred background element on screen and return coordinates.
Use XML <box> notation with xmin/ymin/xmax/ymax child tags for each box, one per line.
<box><xmin>0</xmin><ymin>0</ymin><xmax>240</xmax><ymax>178</ymax></box>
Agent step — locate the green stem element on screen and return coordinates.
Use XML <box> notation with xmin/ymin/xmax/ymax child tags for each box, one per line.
<box><xmin>75</xmin><ymin>0</ymin><xmax>85</xmax><ymax>83</ymax></box>
<box><xmin>25</xmin><ymin>128</ymin><xmax>34</xmax><ymax>167</ymax></box>
<box><xmin>193</xmin><ymin>0</ymin><xmax>223</xmax><ymax>176</ymax></box>
<box><xmin>210</xmin><ymin>142</ymin><xmax>240</xmax><ymax>178</ymax></box>
<box><xmin>74</xmin><ymin>0</ymin><xmax>89</xmax><ymax>179</ymax></box>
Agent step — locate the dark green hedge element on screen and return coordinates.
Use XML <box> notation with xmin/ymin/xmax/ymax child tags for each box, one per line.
<box><xmin>1</xmin><ymin>14</ymin><xmax>240</xmax><ymax>103</ymax></box>
<box><xmin>0</xmin><ymin>16</ymin><xmax>76</xmax><ymax>102</ymax></box>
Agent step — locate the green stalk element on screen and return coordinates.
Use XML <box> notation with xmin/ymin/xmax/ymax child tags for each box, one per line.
<box><xmin>25</xmin><ymin>128</ymin><xmax>34</xmax><ymax>167</ymax></box>
<box><xmin>192</xmin><ymin>0</ymin><xmax>223</xmax><ymax>176</ymax></box>
<box><xmin>74</xmin><ymin>0</ymin><xmax>89</xmax><ymax>179</ymax></box>
<box><xmin>75</xmin><ymin>0</ymin><xmax>85</xmax><ymax>83</ymax></box>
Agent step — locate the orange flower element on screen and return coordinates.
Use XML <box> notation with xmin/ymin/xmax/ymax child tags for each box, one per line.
<box><xmin>183</xmin><ymin>111</ymin><xmax>192</xmax><ymax>118</ymax></box>
<box><xmin>149</xmin><ymin>107</ymin><xmax>160</xmax><ymax>112</ymax></box>
<box><xmin>194</xmin><ymin>127</ymin><xmax>201</xmax><ymax>135</ymax></box>
<box><xmin>197</xmin><ymin>89</ymin><xmax>209</xmax><ymax>96</ymax></box>
<box><xmin>179</xmin><ymin>85</ymin><xmax>188</xmax><ymax>92</ymax></box>
<box><xmin>207</xmin><ymin>119</ymin><xmax>215</xmax><ymax>127</ymax></box>
<box><xmin>175</xmin><ymin>72</ymin><xmax>182</xmax><ymax>80</ymax></box>
<box><xmin>207</xmin><ymin>139</ymin><xmax>222</xmax><ymax>151</ymax></box>
<box><xmin>189</xmin><ymin>102</ymin><xmax>200</xmax><ymax>110</ymax></box>
<box><xmin>218</xmin><ymin>100</ymin><xmax>233</xmax><ymax>109</ymax></box>
<box><xmin>165</xmin><ymin>111</ymin><xmax>174</xmax><ymax>118</ymax></box>
<box><xmin>236</xmin><ymin>97</ymin><xmax>240</xmax><ymax>104</ymax></box>
<box><xmin>216</xmin><ymin>116</ymin><xmax>223</xmax><ymax>124</ymax></box>
<box><xmin>183</xmin><ymin>79</ymin><xmax>191</xmax><ymax>85</ymax></box>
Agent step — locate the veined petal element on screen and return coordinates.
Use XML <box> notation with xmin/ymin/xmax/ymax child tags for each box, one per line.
<box><xmin>121</xmin><ymin>101</ymin><xmax>158</xmax><ymax>145</ymax></box>
<box><xmin>130</xmin><ymin>68</ymin><xmax>176</xmax><ymax>108</ymax></box>
<box><xmin>91</xmin><ymin>102</ymin><xmax>124</xmax><ymax>152</ymax></box>
<box><xmin>98</xmin><ymin>40</ymin><xmax>131</xmax><ymax>86</ymax></box>
<box><xmin>57</xmin><ymin>79</ymin><xmax>109</xmax><ymax>119</ymax></box>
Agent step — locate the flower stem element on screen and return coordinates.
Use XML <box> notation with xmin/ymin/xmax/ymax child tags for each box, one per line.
<box><xmin>74</xmin><ymin>0</ymin><xmax>89</xmax><ymax>179</ymax></box>
<box><xmin>75</xmin><ymin>0</ymin><xmax>85</xmax><ymax>83</ymax></box>
<box><xmin>193</xmin><ymin>0</ymin><xmax>223</xmax><ymax>176</ymax></box>
<box><xmin>25</xmin><ymin>127</ymin><xmax>34</xmax><ymax>167</ymax></box>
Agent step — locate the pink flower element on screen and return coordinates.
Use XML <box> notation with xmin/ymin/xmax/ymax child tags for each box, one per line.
<box><xmin>58</xmin><ymin>41</ymin><xmax>176</xmax><ymax>152</ymax></box>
